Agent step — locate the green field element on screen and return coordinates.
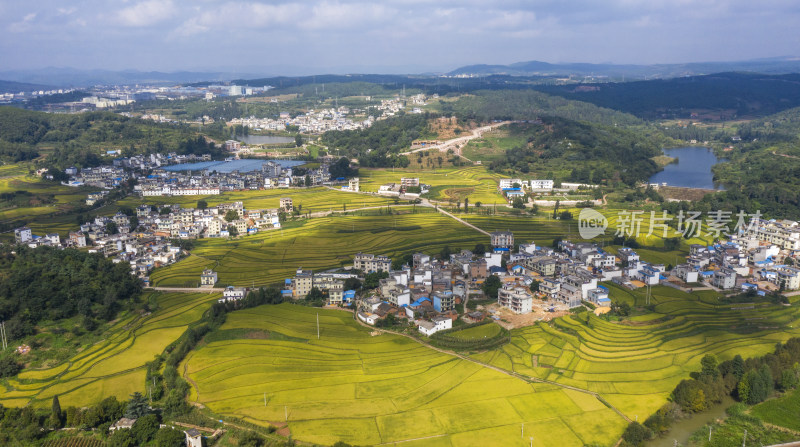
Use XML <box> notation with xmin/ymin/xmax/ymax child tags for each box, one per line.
<box><xmin>359</xmin><ymin>166</ymin><xmax>506</xmax><ymax>204</ymax></box>
<box><xmin>150</xmin><ymin>210</ymin><xmax>487</xmax><ymax>287</ymax></box>
<box><xmin>185</xmin><ymin>304</ymin><xmax>628</xmax><ymax>447</ymax></box>
<box><xmin>479</xmin><ymin>284</ymin><xmax>800</xmax><ymax>422</ymax></box>
<box><xmin>0</xmin><ymin>292</ymin><xmax>220</xmax><ymax>408</ymax></box>
<box><xmin>0</xmin><ymin>171</ymin><xmax>100</xmax><ymax>238</ymax></box>
<box><xmin>751</xmin><ymin>387</ymin><xmax>800</xmax><ymax>431</ymax></box>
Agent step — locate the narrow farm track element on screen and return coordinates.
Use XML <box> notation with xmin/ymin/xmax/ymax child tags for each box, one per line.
<box><xmin>420</xmin><ymin>198</ymin><xmax>491</xmax><ymax>236</ymax></box>
<box><xmin>354</xmin><ymin>318</ymin><xmax>633</xmax><ymax>424</ymax></box>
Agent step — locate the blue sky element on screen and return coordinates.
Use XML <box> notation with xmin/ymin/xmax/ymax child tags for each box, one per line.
<box><xmin>1</xmin><ymin>0</ymin><xmax>799</xmax><ymax>73</ymax></box>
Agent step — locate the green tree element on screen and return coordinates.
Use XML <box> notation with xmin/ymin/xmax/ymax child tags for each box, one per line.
<box><xmin>440</xmin><ymin>245</ymin><xmax>452</xmax><ymax>260</ymax></box>
<box><xmin>132</xmin><ymin>414</ymin><xmax>160</xmax><ymax>444</ymax></box>
<box><xmin>295</xmin><ymin>134</ymin><xmax>303</xmax><ymax>148</ymax></box>
<box><xmin>124</xmin><ymin>392</ymin><xmax>149</xmax><ymax>419</ymax></box>
<box><xmin>108</xmin><ymin>428</ymin><xmax>136</xmax><ymax>447</ymax></box>
<box><xmin>512</xmin><ymin>197</ymin><xmax>525</xmax><ymax>209</ymax></box>
<box><xmin>239</xmin><ymin>430</ymin><xmax>265</xmax><ymax>447</ymax></box>
<box><xmin>732</xmin><ymin>355</ymin><xmax>745</xmax><ymax>379</ymax></box>
<box><xmin>224</xmin><ymin>210</ymin><xmax>239</xmax><ymax>222</ymax></box>
<box><xmin>305</xmin><ymin>175</ymin><xmax>311</xmax><ymax>187</ymax></box>
<box><xmin>227</xmin><ymin>224</ymin><xmax>238</xmax><ymax>237</ymax></box>
<box><xmin>197</xmin><ymin>199</ymin><xmax>208</xmax><ymax>210</ymax></box>
<box><xmin>559</xmin><ymin>210</ymin><xmax>573</xmax><ymax>220</ymax></box>
<box><xmin>155</xmin><ymin>427</ymin><xmax>185</xmax><ymax>447</ymax></box>
<box><xmin>163</xmin><ymin>389</ymin><xmax>188</xmax><ymax>417</ymax></box>
<box><xmin>482</xmin><ymin>275</ymin><xmax>502</xmax><ymax>299</ymax></box>
<box><xmin>0</xmin><ymin>356</ymin><xmax>22</xmax><ymax>378</ymax></box>
<box><xmin>622</xmin><ymin>421</ymin><xmax>652</xmax><ymax>447</ymax></box>
<box><xmin>473</xmin><ymin>243</ymin><xmax>486</xmax><ymax>256</ymax></box>
<box><xmin>159</xmin><ymin>206</ymin><xmax>171</xmax><ymax>215</ymax></box>
<box><xmin>305</xmin><ymin>287</ymin><xmax>324</xmax><ymax>302</ymax></box>
<box><xmin>105</xmin><ymin>221</ymin><xmax>119</xmax><ymax>235</ymax></box>
<box><xmin>700</xmin><ymin>354</ymin><xmax>719</xmax><ymax>378</ymax></box>
<box><xmin>49</xmin><ymin>395</ymin><xmax>63</xmax><ymax>429</ymax></box>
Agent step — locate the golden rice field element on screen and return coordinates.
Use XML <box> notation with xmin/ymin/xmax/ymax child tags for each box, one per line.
<box><xmin>0</xmin><ymin>292</ymin><xmax>220</xmax><ymax>408</ymax></box>
<box><xmin>184</xmin><ymin>304</ymin><xmax>628</xmax><ymax>447</ymax></box>
<box><xmin>150</xmin><ymin>210</ymin><xmax>488</xmax><ymax>287</ymax></box>
<box><xmin>358</xmin><ymin>166</ymin><xmax>506</xmax><ymax>204</ymax></box>
<box><xmin>116</xmin><ymin>186</ymin><xmax>396</xmax><ymax>214</ymax></box>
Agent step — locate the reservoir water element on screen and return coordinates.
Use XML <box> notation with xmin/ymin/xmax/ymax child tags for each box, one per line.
<box><xmin>648</xmin><ymin>147</ymin><xmax>726</xmax><ymax>190</ymax></box>
<box><xmin>646</xmin><ymin>396</ymin><xmax>735</xmax><ymax>447</ymax></box>
<box><xmin>236</xmin><ymin>135</ymin><xmax>295</xmax><ymax>145</ymax></box>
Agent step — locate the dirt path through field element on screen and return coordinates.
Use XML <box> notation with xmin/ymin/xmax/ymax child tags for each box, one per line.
<box><xmin>354</xmin><ymin>317</ymin><xmax>632</xmax><ymax>424</ymax></box>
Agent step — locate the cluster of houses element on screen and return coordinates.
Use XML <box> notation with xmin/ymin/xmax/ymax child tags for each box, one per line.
<box><xmin>498</xmin><ymin>178</ymin><xmax>554</xmax><ymax>203</ymax></box>
<box><xmin>228</xmin><ymin>107</ymin><xmax>374</xmax><ymax>133</ymax></box>
<box><xmin>377</xmin><ymin>177</ymin><xmax>429</xmax><ymax>198</ymax></box>
<box><xmin>12</xmin><ymin>199</ymin><xmax>297</xmax><ymax>283</ymax></box>
<box><xmin>277</xmin><ymin>218</ymin><xmax>800</xmax><ymax>336</ymax></box>
<box><xmin>136</xmin><ymin>161</ymin><xmax>330</xmax><ymax>197</ymax></box>
<box><xmin>60</xmin><ymin>153</ymin><xmax>213</xmax><ymax>188</ymax></box>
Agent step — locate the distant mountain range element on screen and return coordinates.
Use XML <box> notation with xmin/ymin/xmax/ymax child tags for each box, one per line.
<box><xmin>448</xmin><ymin>57</ymin><xmax>800</xmax><ymax>79</ymax></box>
<box><xmin>0</xmin><ymin>68</ymin><xmax>268</xmax><ymax>88</ymax></box>
<box><xmin>0</xmin><ymin>80</ymin><xmax>54</xmax><ymax>94</ymax></box>
<box><xmin>2</xmin><ymin>57</ymin><xmax>800</xmax><ymax>89</ymax></box>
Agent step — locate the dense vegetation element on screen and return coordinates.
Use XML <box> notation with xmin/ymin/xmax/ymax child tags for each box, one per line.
<box><xmin>441</xmin><ymin>89</ymin><xmax>643</xmax><ymax>126</ymax></box>
<box><xmin>0</xmin><ymin>106</ymin><xmax>224</xmax><ymax>168</ymax></box>
<box><xmin>536</xmin><ymin>72</ymin><xmax>800</xmax><ymax>119</ymax></box>
<box><xmin>0</xmin><ymin>246</ymin><xmax>142</xmax><ymax>339</ymax></box>
<box><xmin>484</xmin><ymin>118</ymin><xmax>665</xmax><ymax>185</ymax></box>
<box><xmin>320</xmin><ymin>112</ymin><xmax>436</xmax><ymax>167</ymax></box>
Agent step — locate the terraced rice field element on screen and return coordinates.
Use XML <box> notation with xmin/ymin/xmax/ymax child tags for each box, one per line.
<box><xmin>358</xmin><ymin>166</ymin><xmax>506</xmax><ymax>204</ymax></box>
<box><xmin>449</xmin><ymin>323</ymin><xmax>504</xmax><ymax>340</ymax></box>
<box><xmin>478</xmin><ymin>284</ymin><xmax>800</xmax><ymax>421</ymax></box>
<box><xmin>116</xmin><ymin>186</ymin><xmax>395</xmax><ymax>214</ymax></box>
<box><xmin>0</xmin><ymin>173</ymin><xmax>99</xmax><ymax>237</ymax></box>
<box><xmin>0</xmin><ymin>292</ymin><xmax>220</xmax><ymax>408</ymax></box>
<box><xmin>150</xmin><ymin>211</ymin><xmax>486</xmax><ymax>287</ymax></box>
<box><xmin>184</xmin><ymin>304</ymin><xmax>628</xmax><ymax>447</ymax></box>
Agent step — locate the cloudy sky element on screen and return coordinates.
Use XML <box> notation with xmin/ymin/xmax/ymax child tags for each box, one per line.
<box><xmin>1</xmin><ymin>0</ymin><xmax>799</xmax><ymax>74</ymax></box>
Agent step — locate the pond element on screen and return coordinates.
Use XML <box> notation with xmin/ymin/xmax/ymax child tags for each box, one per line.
<box><xmin>646</xmin><ymin>395</ymin><xmax>735</xmax><ymax>447</ymax></box>
<box><xmin>236</xmin><ymin>135</ymin><xmax>295</xmax><ymax>145</ymax></box>
<box><xmin>649</xmin><ymin>147</ymin><xmax>726</xmax><ymax>190</ymax></box>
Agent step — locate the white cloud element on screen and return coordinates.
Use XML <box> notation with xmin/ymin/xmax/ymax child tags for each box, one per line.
<box><xmin>116</xmin><ymin>0</ymin><xmax>177</xmax><ymax>27</ymax></box>
<box><xmin>8</xmin><ymin>12</ymin><xmax>37</xmax><ymax>33</ymax></box>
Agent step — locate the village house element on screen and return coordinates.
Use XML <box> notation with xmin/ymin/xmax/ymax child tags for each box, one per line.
<box><xmin>497</xmin><ymin>284</ymin><xmax>533</xmax><ymax>314</ymax></box>
<box><xmin>490</xmin><ymin>231</ymin><xmax>514</xmax><ymax>250</ymax></box>
<box><xmin>220</xmin><ymin>286</ymin><xmax>247</xmax><ymax>302</ymax></box>
<box><xmin>353</xmin><ymin>252</ymin><xmax>392</xmax><ymax>272</ymax></box>
<box><xmin>418</xmin><ymin>316</ymin><xmax>452</xmax><ymax>336</ymax></box>
<box><xmin>200</xmin><ymin>269</ymin><xmax>218</xmax><ymax>286</ymax></box>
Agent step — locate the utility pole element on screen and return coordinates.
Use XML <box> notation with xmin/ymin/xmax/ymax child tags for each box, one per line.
<box><xmin>317</xmin><ymin>313</ymin><xmax>320</xmax><ymax>339</ymax></box>
<box><xmin>708</xmin><ymin>425</ymin><xmax>712</xmax><ymax>441</ymax></box>
<box><xmin>285</xmin><ymin>405</ymin><xmax>288</xmax><ymax>422</ymax></box>
<box><xmin>264</xmin><ymin>393</ymin><xmax>267</xmax><ymax>407</ymax></box>
<box><xmin>530</xmin><ymin>436</ymin><xmax>533</xmax><ymax>447</ymax></box>
<box><xmin>742</xmin><ymin>429</ymin><xmax>747</xmax><ymax>447</ymax></box>
<box><xmin>521</xmin><ymin>423</ymin><xmax>523</xmax><ymax>438</ymax></box>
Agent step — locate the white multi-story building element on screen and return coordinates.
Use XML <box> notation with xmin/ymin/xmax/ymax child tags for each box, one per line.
<box><xmin>497</xmin><ymin>285</ymin><xmax>533</xmax><ymax>314</ymax></box>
